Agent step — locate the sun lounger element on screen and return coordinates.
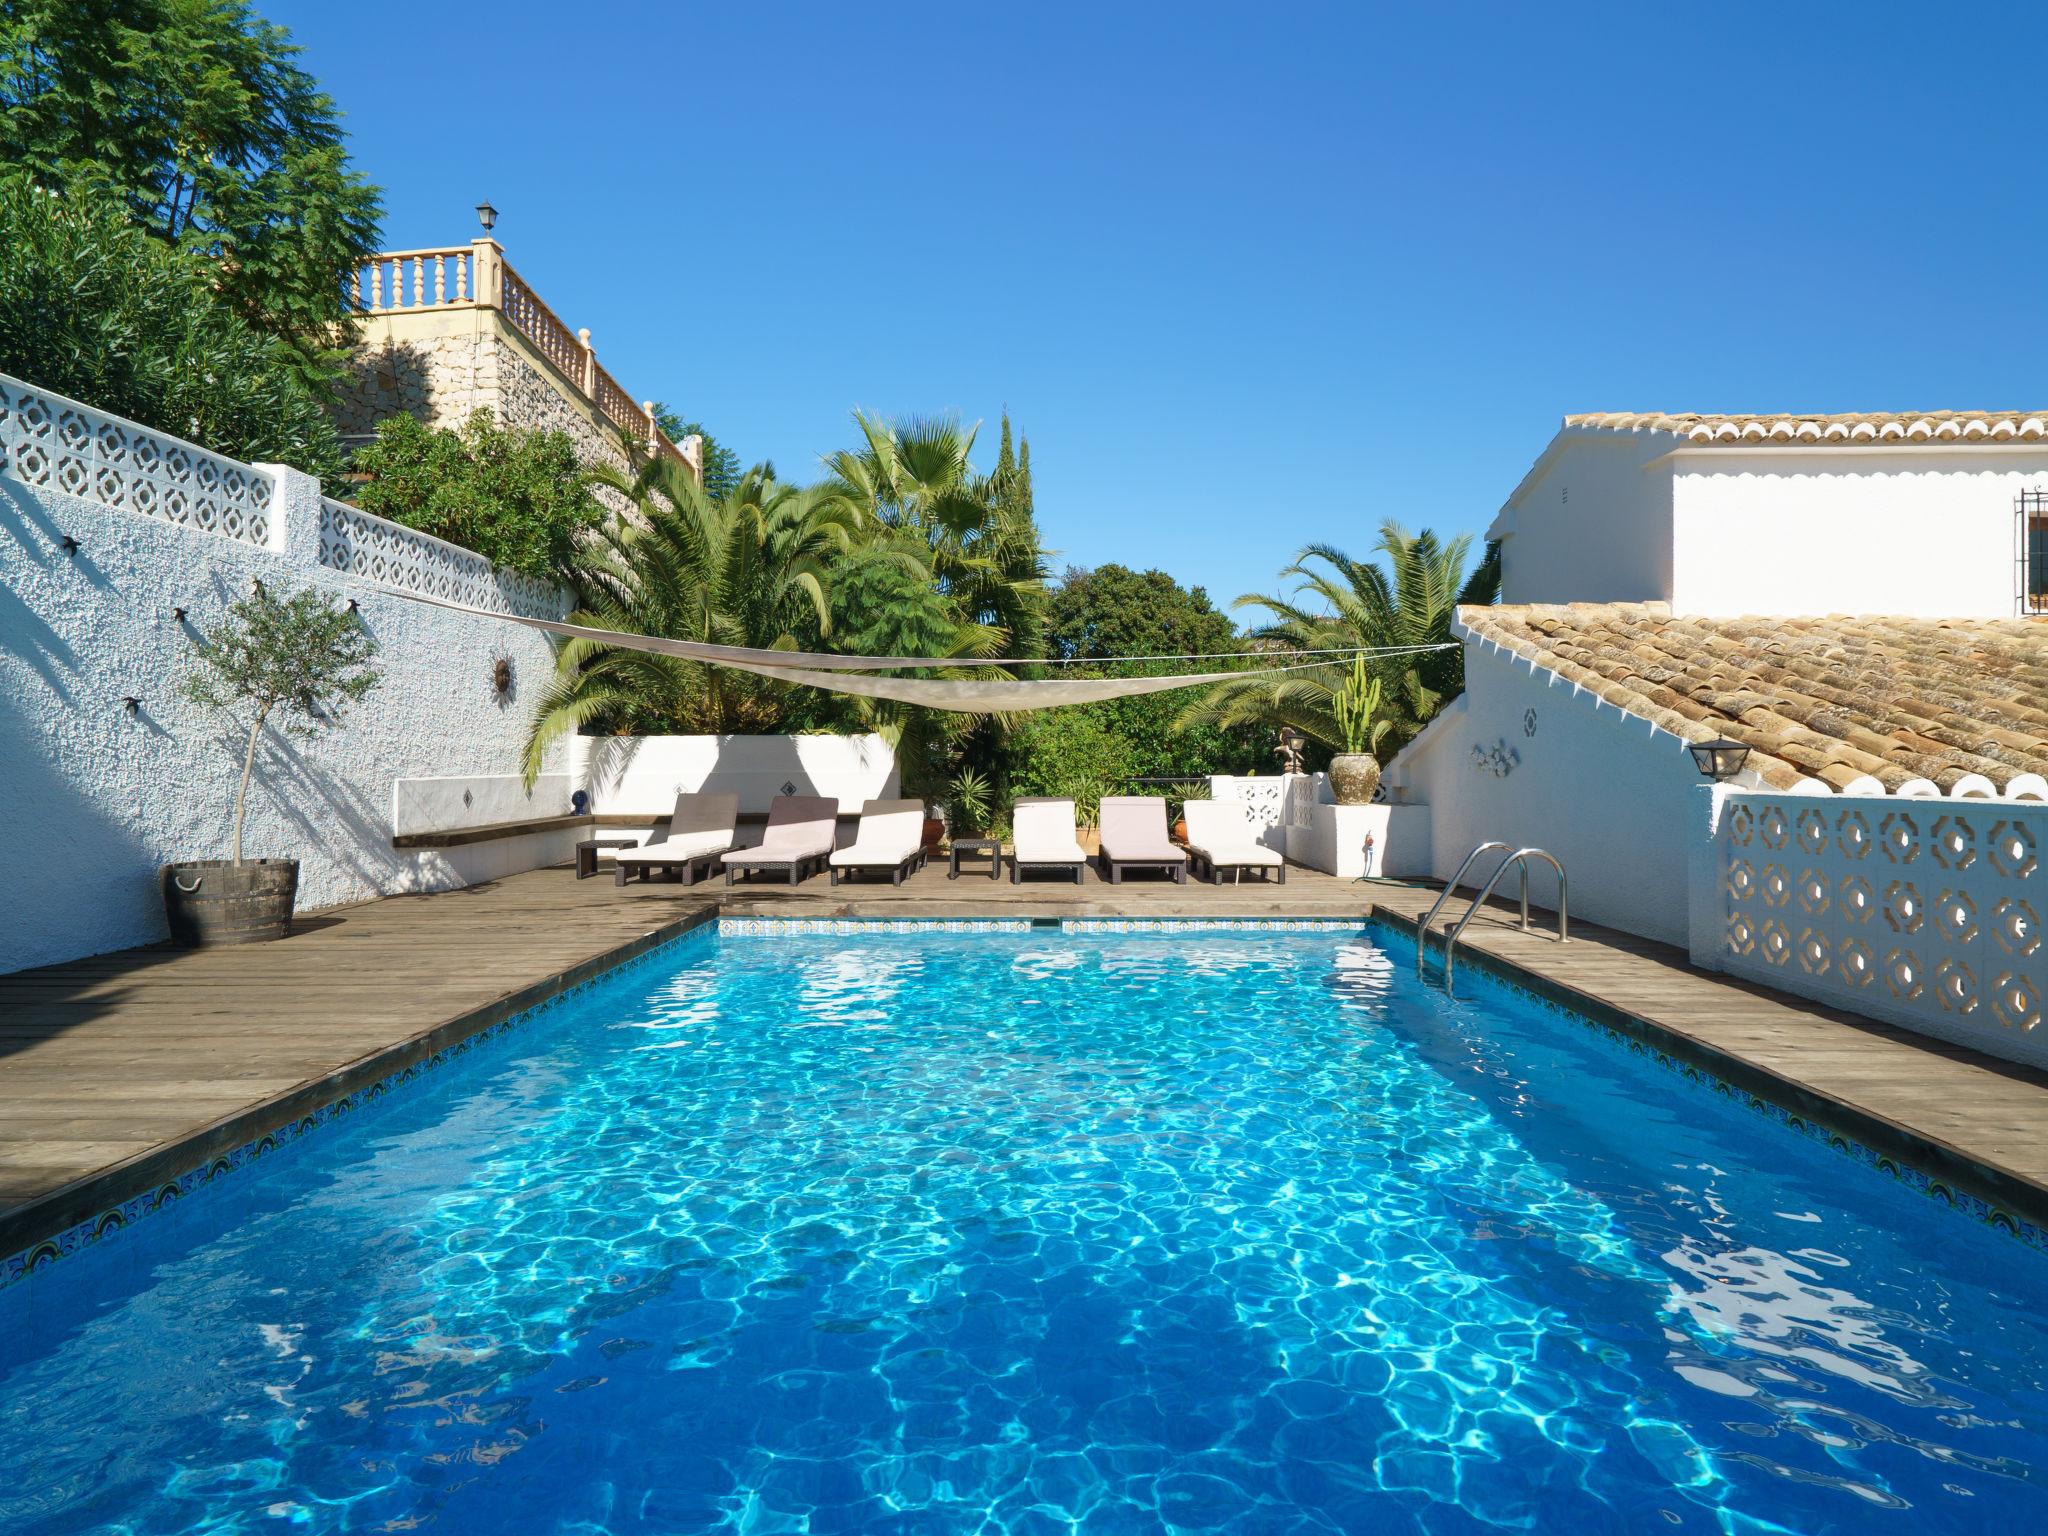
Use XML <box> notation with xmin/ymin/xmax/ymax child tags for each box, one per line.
<box><xmin>1011</xmin><ymin>797</ymin><xmax>1087</xmax><ymax>884</ymax></box>
<box><xmin>721</xmin><ymin>794</ymin><xmax>839</xmax><ymax>885</ymax></box>
<box><xmin>1183</xmin><ymin>800</ymin><xmax>1287</xmax><ymax>885</ymax></box>
<box><xmin>612</xmin><ymin>792</ymin><xmax>739</xmax><ymax>887</ymax></box>
<box><xmin>829</xmin><ymin>799</ymin><xmax>928</xmax><ymax>885</ymax></box>
<box><xmin>1097</xmin><ymin>796</ymin><xmax>1187</xmax><ymax>885</ymax></box>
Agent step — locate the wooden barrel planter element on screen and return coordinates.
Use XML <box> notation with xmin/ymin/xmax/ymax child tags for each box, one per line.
<box><xmin>160</xmin><ymin>859</ymin><xmax>300</xmax><ymax>947</ymax></box>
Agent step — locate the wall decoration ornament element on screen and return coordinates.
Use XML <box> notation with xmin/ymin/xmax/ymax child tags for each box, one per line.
<box><xmin>1522</xmin><ymin>708</ymin><xmax>1538</xmax><ymax>739</ymax></box>
<box><xmin>1470</xmin><ymin>739</ymin><xmax>1520</xmax><ymax>777</ymax></box>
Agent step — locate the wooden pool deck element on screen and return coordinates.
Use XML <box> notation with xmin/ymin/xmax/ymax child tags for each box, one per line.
<box><xmin>3</xmin><ymin>859</ymin><xmax>2045</xmax><ymax>1268</ymax></box>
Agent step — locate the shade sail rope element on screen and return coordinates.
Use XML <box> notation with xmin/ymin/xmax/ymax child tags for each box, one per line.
<box><xmin>383</xmin><ymin>591</ymin><xmax>1452</xmax><ymax>712</ymax></box>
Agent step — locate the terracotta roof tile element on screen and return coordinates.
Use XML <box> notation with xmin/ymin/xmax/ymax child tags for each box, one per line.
<box><xmin>1456</xmin><ymin>604</ymin><xmax>2048</xmax><ymax>792</ymax></box>
<box><xmin>1560</xmin><ymin>410</ymin><xmax>2048</xmax><ymax>446</ymax></box>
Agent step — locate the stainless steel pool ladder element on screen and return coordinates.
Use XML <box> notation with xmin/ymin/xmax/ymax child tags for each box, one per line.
<box><xmin>1416</xmin><ymin>841</ymin><xmax>1568</xmax><ymax>990</ymax></box>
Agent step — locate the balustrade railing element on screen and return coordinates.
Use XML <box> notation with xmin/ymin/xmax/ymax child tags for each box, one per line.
<box><xmin>348</xmin><ymin>239</ymin><xmax>699</xmax><ymax>478</ymax></box>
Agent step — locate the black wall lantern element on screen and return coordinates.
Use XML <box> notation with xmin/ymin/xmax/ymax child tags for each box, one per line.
<box><xmin>476</xmin><ymin>200</ymin><xmax>498</xmax><ymax>234</ymax></box>
<box><xmin>1689</xmin><ymin>736</ymin><xmax>1751</xmax><ymax>782</ymax></box>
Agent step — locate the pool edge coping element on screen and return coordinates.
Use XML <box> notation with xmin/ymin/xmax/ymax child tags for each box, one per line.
<box><xmin>1373</xmin><ymin>905</ymin><xmax>2048</xmax><ymax>1249</ymax></box>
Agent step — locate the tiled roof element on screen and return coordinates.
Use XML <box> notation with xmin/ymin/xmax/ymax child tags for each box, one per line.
<box><xmin>1457</xmin><ymin>603</ymin><xmax>2048</xmax><ymax>793</ymax></box>
<box><xmin>1559</xmin><ymin>410</ymin><xmax>2048</xmax><ymax>447</ymax></box>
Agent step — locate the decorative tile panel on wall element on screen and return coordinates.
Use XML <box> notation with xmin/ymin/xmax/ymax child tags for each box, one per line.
<box><xmin>0</xmin><ymin>373</ymin><xmax>272</xmax><ymax>547</ymax></box>
<box><xmin>1720</xmin><ymin>794</ymin><xmax>2043</xmax><ymax>1067</ymax></box>
<box><xmin>317</xmin><ymin>498</ymin><xmax>568</xmax><ymax>620</ymax></box>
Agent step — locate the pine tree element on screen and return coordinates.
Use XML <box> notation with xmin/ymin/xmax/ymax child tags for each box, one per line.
<box><xmin>1017</xmin><ymin>436</ymin><xmax>1034</xmax><ymax>516</ymax></box>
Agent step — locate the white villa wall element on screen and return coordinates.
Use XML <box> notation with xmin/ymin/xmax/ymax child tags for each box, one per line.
<box><xmin>572</xmin><ymin>733</ymin><xmax>898</xmax><ymax>818</ymax></box>
<box><xmin>1670</xmin><ymin>450</ymin><xmax>2044</xmax><ymax>617</ymax></box>
<box><xmin>1490</xmin><ymin>435</ymin><xmax>1675</xmax><ymax>606</ymax></box>
<box><xmin>0</xmin><ymin>374</ymin><xmax>571</xmax><ymax>974</ymax></box>
<box><xmin>1385</xmin><ymin>633</ymin><xmax>1709</xmax><ymax>944</ymax></box>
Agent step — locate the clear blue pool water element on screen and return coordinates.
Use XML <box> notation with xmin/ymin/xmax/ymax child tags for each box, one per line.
<box><xmin>2</xmin><ymin>927</ymin><xmax>2044</xmax><ymax>1535</ymax></box>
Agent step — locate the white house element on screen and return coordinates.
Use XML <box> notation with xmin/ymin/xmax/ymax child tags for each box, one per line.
<box><xmin>1488</xmin><ymin>409</ymin><xmax>2048</xmax><ymax>617</ymax></box>
<box><xmin>1383</xmin><ymin>409</ymin><xmax>2048</xmax><ymax>973</ymax></box>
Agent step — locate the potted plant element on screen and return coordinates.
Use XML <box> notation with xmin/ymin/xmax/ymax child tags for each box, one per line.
<box><xmin>943</xmin><ymin>766</ymin><xmax>994</xmax><ymax>846</ymax></box>
<box><xmin>165</xmin><ymin>583</ymin><xmax>381</xmax><ymax>945</ymax></box>
<box><xmin>1327</xmin><ymin>653</ymin><xmax>1390</xmax><ymax>805</ymax></box>
<box><xmin>1167</xmin><ymin>779</ymin><xmax>1208</xmax><ymax>843</ymax></box>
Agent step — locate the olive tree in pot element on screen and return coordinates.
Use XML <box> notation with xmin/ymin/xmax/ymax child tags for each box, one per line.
<box><xmin>165</xmin><ymin>584</ymin><xmax>382</xmax><ymax>946</ymax></box>
<box><xmin>1326</xmin><ymin>653</ymin><xmax>1391</xmax><ymax>806</ymax></box>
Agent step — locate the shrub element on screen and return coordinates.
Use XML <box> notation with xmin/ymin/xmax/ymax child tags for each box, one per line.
<box><xmin>0</xmin><ymin>174</ymin><xmax>344</xmax><ymax>477</ymax></box>
<box><xmin>350</xmin><ymin>411</ymin><xmax>604</xmax><ymax>580</ymax></box>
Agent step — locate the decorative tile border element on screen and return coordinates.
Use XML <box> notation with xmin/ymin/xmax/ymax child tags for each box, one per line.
<box><xmin>0</xmin><ymin>921</ymin><xmax>717</xmax><ymax>1295</ymax></box>
<box><xmin>1060</xmin><ymin>917</ymin><xmax>1370</xmax><ymax>934</ymax></box>
<box><xmin>718</xmin><ymin>917</ymin><xmax>1038</xmax><ymax>936</ymax></box>
<box><xmin>1368</xmin><ymin>919</ymin><xmax>2048</xmax><ymax>1258</ymax></box>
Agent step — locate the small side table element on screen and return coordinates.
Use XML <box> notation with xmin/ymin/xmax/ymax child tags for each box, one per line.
<box><xmin>575</xmin><ymin>837</ymin><xmax>639</xmax><ymax>879</ymax></box>
<box><xmin>948</xmin><ymin>838</ymin><xmax>1002</xmax><ymax>881</ymax></box>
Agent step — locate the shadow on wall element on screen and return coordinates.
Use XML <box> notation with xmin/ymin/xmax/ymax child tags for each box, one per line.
<box><xmin>334</xmin><ymin>341</ymin><xmax>435</xmax><ymax>440</ymax></box>
<box><xmin>585</xmin><ymin>735</ymin><xmax>832</xmax><ymax>813</ymax></box>
<box><xmin>0</xmin><ymin>684</ymin><xmax>170</xmax><ymax>988</ymax></box>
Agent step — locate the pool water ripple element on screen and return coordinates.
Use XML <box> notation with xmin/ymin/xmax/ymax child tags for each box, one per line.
<box><xmin>1</xmin><ymin>931</ymin><xmax>2043</xmax><ymax>1534</ymax></box>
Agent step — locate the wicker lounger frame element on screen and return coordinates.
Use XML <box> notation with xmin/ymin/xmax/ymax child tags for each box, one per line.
<box><xmin>829</xmin><ymin>850</ymin><xmax>928</xmax><ymax>887</ymax></box>
<box><xmin>614</xmin><ymin>847</ymin><xmax>726</xmax><ymax>888</ymax></box>
<box><xmin>1187</xmin><ymin>849</ymin><xmax>1287</xmax><ymax>885</ymax></box>
<box><xmin>723</xmin><ymin>850</ymin><xmax>832</xmax><ymax>887</ymax></box>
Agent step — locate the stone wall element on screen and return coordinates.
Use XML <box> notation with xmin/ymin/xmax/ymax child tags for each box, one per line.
<box><xmin>333</xmin><ymin>311</ymin><xmax>639</xmax><ymax>516</ymax></box>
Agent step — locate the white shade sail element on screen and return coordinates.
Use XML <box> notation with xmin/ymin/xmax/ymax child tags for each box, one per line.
<box><xmin>385</xmin><ymin>590</ymin><xmax>1443</xmax><ymax>712</ymax></box>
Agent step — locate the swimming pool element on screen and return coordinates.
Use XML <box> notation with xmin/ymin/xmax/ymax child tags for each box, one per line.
<box><xmin>2</xmin><ymin>925</ymin><xmax>2043</xmax><ymax>1533</ymax></box>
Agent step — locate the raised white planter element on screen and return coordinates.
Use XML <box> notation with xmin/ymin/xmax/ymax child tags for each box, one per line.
<box><xmin>1293</xmin><ymin>803</ymin><xmax>1432</xmax><ymax>879</ymax></box>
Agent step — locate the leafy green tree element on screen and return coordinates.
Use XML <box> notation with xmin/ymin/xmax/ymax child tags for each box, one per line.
<box><xmin>1047</xmin><ymin>563</ymin><xmax>1239</xmax><ymax>661</ymax></box>
<box><xmin>183</xmin><ymin>584</ymin><xmax>381</xmax><ymax>864</ymax></box>
<box><xmin>650</xmin><ymin>401</ymin><xmax>743</xmax><ymax>500</ymax></box>
<box><xmin>1178</xmin><ymin>521</ymin><xmax>1501</xmax><ymax>755</ymax></box>
<box><xmin>522</xmin><ymin>458</ymin><xmax>855</xmax><ymax>781</ymax></box>
<box><xmin>349</xmin><ymin>411</ymin><xmax>604</xmax><ymax>581</ymax></box>
<box><xmin>0</xmin><ymin>0</ymin><xmax>383</xmax><ymax>391</ymax></box>
<box><xmin>818</xmin><ymin>409</ymin><xmax>1049</xmax><ymax>656</ymax></box>
<box><xmin>0</xmin><ymin>172</ymin><xmax>344</xmax><ymax>475</ymax></box>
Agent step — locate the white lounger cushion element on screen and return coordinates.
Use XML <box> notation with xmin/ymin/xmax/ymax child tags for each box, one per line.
<box><xmin>1098</xmin><ymin>796</ymin><xmax>1186</xmax><ymax>863</ymax></box>
<box><xmin>1014</xmin><ymin>798</ymin><xmax>1087</xmax><ymax>864</ymax></box>
<box><xmin>1183</xmin><ymin>801</ymin><xmax>1283</xmax><ymax>866</ymax></box>
<box><xmin>613</xmin><ymin>792</ymin><xmax>739</xmax><ymax>865</ymax></box>
<box><xmin>615</xmin><ymin>830</ymin><xmax>735</xmax><ymax>865</ymax></box>
<box><xmin>722</xmin><ymin>795</ymin><xmax>839</xmax><ymax>866</ymax></box>
<box><xmin>830</xmin><ymin>800</ymin><xmax>926</xmax><ymax>867</ymax></box>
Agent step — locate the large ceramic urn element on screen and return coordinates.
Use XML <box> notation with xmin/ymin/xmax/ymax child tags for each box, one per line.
<box><xmin>1327</xmin><ymin>753</ymin><xmax>1381</xmax><ymax>806</ymax></box>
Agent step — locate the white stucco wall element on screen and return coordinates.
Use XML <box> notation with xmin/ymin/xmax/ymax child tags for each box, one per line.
<box><xmin>1670</xmin><ymin>450</ymin><xmax>2045</xmax><ymax>617</ymax></box>
<box><xmin>571</xmin><ymin>734</ymin><xmax>899</xmax><ymax>817</ymax></box>
<box><xmin>0</xmin><ymin>375</ymin><xmax>573</xmax><ymax>974</ymax></box>
<box><xmin>1490</xmin><ymin>434</ymin><xmax>1675</xmax><ymax>606</ymax></box>
<box><xmin>1492</xmin><ymin>426</ymin><xmax>2047</xmax><ymax>616</ymax></box>
<box><xmin>1384</xmin><ymin>632</ymin><xmax>1710</xmax><ymax>945</ymax></box>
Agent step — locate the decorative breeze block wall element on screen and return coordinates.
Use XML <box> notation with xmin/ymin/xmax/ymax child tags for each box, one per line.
<box><xmin>1717</xmin><ymin>793</ymin><xmax>2043</xmax><ymax>1066</ymax></box>
<box><xmin>0</xmin><ymin>376</ymin><xmax>273</xmax><ymax>547</ymax></box>
<box><xmin>317</xmin><ymin>498</ymin><xmax>567</xmax><ymax>620</ymax></box>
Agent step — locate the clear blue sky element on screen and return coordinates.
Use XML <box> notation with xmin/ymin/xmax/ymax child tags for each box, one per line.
<box><xmin>272</xmin><ymin>2</ymin><xmax>2047</xmax><ymax>615</ymax></box>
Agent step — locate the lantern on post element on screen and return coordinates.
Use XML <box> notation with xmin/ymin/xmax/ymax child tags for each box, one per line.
<box><xmin>1688</xmin><ymin>737</ymin><xmax>1751</xmax><ymax>782</ymax></box>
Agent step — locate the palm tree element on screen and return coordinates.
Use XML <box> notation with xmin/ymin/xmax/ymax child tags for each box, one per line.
<box><xmin>521</xmin><ymin>456</ymin><xmax>855</xmax><ymax>783</ymax></box>
<box><xmin>818</xmin><ymin>409</ymin><xmax>1048</xmax><ymax>656</ymax></box>
<box><xmin>1176</xmin><ymin>521</ymin><xmax>1500</xmax><ymax>755</ymax></box>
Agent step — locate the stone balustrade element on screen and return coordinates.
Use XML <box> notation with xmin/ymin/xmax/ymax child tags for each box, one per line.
<box><xmin>348</xmin><ymin>239</ymin><xmax>701</xmax><ymax>480</ymax></box>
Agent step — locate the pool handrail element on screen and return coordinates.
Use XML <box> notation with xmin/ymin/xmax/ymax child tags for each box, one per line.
<box><xmin>1416</xmin><ymin>841</ymin><xmax>1513</xmax><ymax>976</ymax></box>
<box><xmin>1439</xmin><ymin>847</ymin><xmax>1569</xmax><ymax>993</ymax></box>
